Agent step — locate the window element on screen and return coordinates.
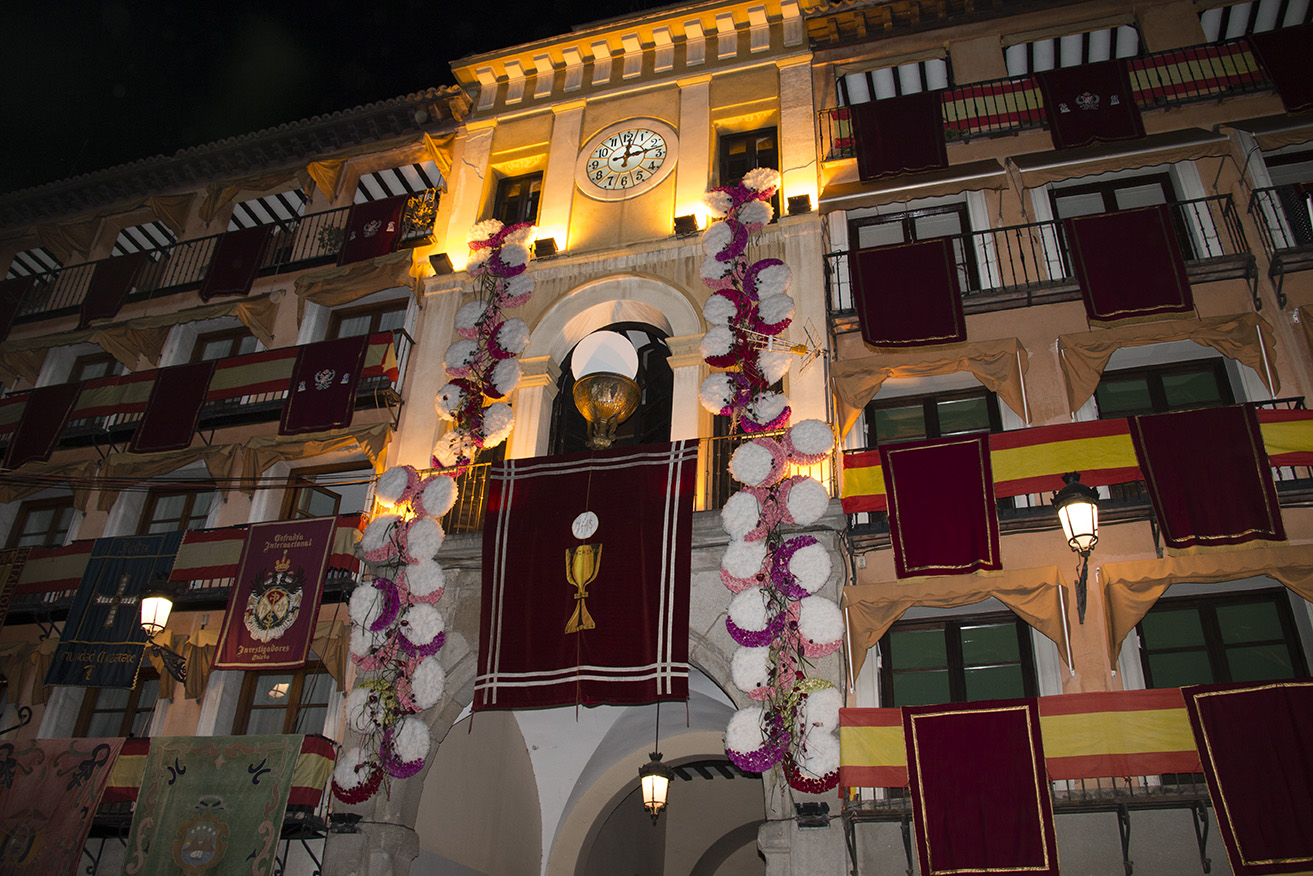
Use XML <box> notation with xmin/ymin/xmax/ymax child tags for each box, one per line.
<box><xmin>138</xmin><ymin>487</ymin><xmax>219</xmax><ymax>534</ymax></box>
<box><xmin>191</xmin><ymin>327</ymin><xmax>259</xmax><ymax>362</ymax></box>
<box><xmin>1264</xmin><ymin>149</ymin><xmax>1313</xmax><ymax>248</ymax></box>
<box><xmin>234</xmin><ymin>658</ymin><xmax>333</xmax><ymax>735</ymax></box>
<box><xmin>74</xmin><ymin>671</ymin><xmax>159</xmax><ymax>737</ymax></box>
<box><xmin>879</xmin><ymin>613</ymin><xmax>1038</xmax><ymax>707</ymax></box>
<box><xmin>720</xmin><ymin>128</ymin><xmax>778</xmax><ymax>187</ymax></box>
<box><xmin>1050</xmin><ymin>173</ymin><xmax>1178</xmax><ymax>220</ymax></box>
<box><xmin>865</xmin><ymin>388</ymin><xmax>1001</xmax><ymax>446</ymax></box>
<box><xmin>838</xmin><ymin>57</ymin><xmax>951</xmax><ymax>105</ymax></box>
<box><xmin>71</xmin><ymin>352</ymin><xmax>125</xmax><ymax>383</ymax></box>
<box><xmin>1093</xmin><ymin>359</ymin><xmax>1234</xmax><ymax>419</ymax></box>
<box><xmin>328</xmin><ymin>300</ymin><xmax>407</xmax><ymax>340</ymax></box>
<box><xmin>1137</xmin><ymin>589</ymin><xmax>1309</xmax><ymax>688</ymax></box>
<box><xmin>550</xmin><ymin>326</ymin><xmax>673</xmax><ymax>456</ymax></box>
<box><xmin>492</xmin><ymin>173</ymin><xmax>543</xmax><ymax>226</ymax></box>
<box><xmin>1201</xmin><ymin>0</ymin><xmax>1313</xmax><ymax>42</ymax></box>
<box><xmin>849</xmin><ymin>203</ymin><xmax>978</xmax><ymax>291</ymax></box>
<box><xmin>7</xmin><ymin>496</ymin><xmax>76</xmax><ymax>548</ymax></box>
<box><xmin>1004</xmin><ymin>25</ymin><xmax>1140</xmax><ymax>76</ymax></box>
<box><xmin>283</xmin><ymin>463</ymin><xmax>373</xmax><ymax>519</ymax></box>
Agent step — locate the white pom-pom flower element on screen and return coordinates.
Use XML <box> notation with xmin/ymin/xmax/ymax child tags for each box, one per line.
<box><xmin>345</xmin><ymin>687</ymin><xmax>382</xmax><ymax>733</ymax></box>
<box><xmin>803</xmin><ymin>687</ymin><xmax>843</xmax><ymax>733</ymax></box>
<box><xmin>754</xmin><ymin>262</ymin><xmax>792</xmax><ymax>297</ymax></box>
<box><xmin>786</xmin><ymin>478</ymin><xmax>830</xmax><ymax>526</ymax></box>
<box><xmin>722</xmin><ymin>538</ymin><xmax>768</xmax><ymax>579</ymax></box>
<box><xmin>495</xmin><ymin>318</ymin><xmax>530</xmax><ymax>356</ymax></box>
<box><xmin>443</xmin><ymin>339</ymin><xmax>479</xmax><ymax>374</ymax></box>
<box><xmin>798</xmin><ymin>596</ymin><xmax>845</xmax><ymax>646</ymax></box>
<box><xmin>490</xmin><ymin>358</ymin><xmax>522</xmax><ymax>398</ymax></box>
<box><xmin>725</xmin><ymin>706</ymin><xmax>766</xmax><ymax>753</ymax></box>
<box><xmin>434</xmin><ymin>383</ymin><xmax>467</xmax><ymax>421</ymax></box>
<box><xmin>721</xmin><ymin>491</ymin><xmax>761</xmax><ymax>539</ymax></box>
<box><xmin>360</xmin><ymin>514</ymin><xmax>402</xmax><ymax>562</ymax></box>
<box><xmin>730</xmin><ymin>439</ymin><xmax>785</xmax><ymax>487</ymax></box>
<box><xmin>348</xmin><ymin>581</ymin><xmax>384</xmax><ymax>626</ymax></box>
<box><xmin>500</xmin><ymin>242</ymin><xmax>531</xmax><ymax>268</ymax></box>
<box><xmin>758</xmin><ymin>350</ymin><xmax>792</xmax><ymax>385</ymax></box>
<box><xmin>739</xmin><ymin>200</ymin><xmax>773</xmax><ymax>227</ymax></box>
<box><xmin>699</xmin><ymin>326</ymin><xmax>735</xmax><ymax>359</ymax></box>
<box><xmin>728</xmin><ymin>587</ymin><xmax>771</xmax><ymax>632</ymax></box>
<box><xmin>391</xmin><ymin>715</ymin><xmax>432</xmax><ymax>764</ymax></box>
<box><xmin>787</xmin><ymin>419</ymin><xmax>835</xmax><ymax>463</ymax></box>
<box><xmin>406</xmin><ymin>516</ymin><xmax>445</xmax><ymax>562</ymax></box>
<box><xmin>701</xmin><ymin>254</ymin><xmax>733</xmax><ymax>284</ymax></box>
<box><xmin>350</xmin><ymin>624</ymin><xmax>383</xmax><ymax>658</ymax></box>
<box><xmin>406</xmin><ymin>559</ymin><xmax>446</xmax><ymax>598</ymax></box>
<box><xmin>756</xmin><ymin>293</ymin><xmax>795</xmax><ymax>327</ymax></box>
<box><xmin>467</xmin><ymin>219</ymin><xmax>504</xmax><ymax>245</ymax></box>
<box><xmin>432</xmin><ymin>431</ymin><xmax>478</xmax><ymax>469</ymax></box>
<box><xmin>455</xmin><ymin>300</ymin><xmax>488</xmax><ymax>336</ymax></box>
<box><xmin>799</xmin><ymin>731</ymin><xmax>840</xmax><ymax>778</ymax></box>
<box><xmin>334</xmin><ymin>747</ymin><xmax>375</xmax><ymax>790</ymax></box>
<box><xmin>701</xmin><ymin>221</ymin><xmax>732</xmax><ymax>255</ymax></box>
<box><xmin>703</xmin><ymin>293</ymin><xmax>737</xmax><ymax>325</ymax></box>
<box><xmin>410</xmin><ymin>656</ymin><xmax>447</xmax><ymax>711</ymax></box>
<box><xmin>502</xmin><ymin>273</ymin><xmax>534</xmax><ymax>304</ymax></box>
<box><xmin>419</xmin><ymin>476</ymin><xmax>458</xmax><ymax>518</ymax></box>
<box><xmin>742</xmin><ymin>167</ymin><xmax>781</xmax><ymax>192</ymax></box>
<box><xmin>399</xmin><ymin>604</ymin><xmax>445</xmax><ymax>647</ymax></box>
<box><xmin>502</xmin><ymin>224</ymin><xmax>537</xmax><ymax>246</ymax></box>
<box><xmin>746</xmin><ymin>391</ymin><xmax>788</xmax><ymax>427</ymax></box>
<box><xmin>700</xmin><ymin>373</ymin><xmax>736</xmax><ymax>414</ymax></box>
<box><xmin>789</xmin><ymin>541</ymin><xmax>832</xmax><ymax>594</ymax></box>
<box><xmin>731</xmin><ymin>646</ymin><xmax>772</xmax><ymax>692</ymax></box>
<box><xmin>466</xmin><ymin>247</ymin><xmax>492</xmax><ymax>272</ymax></box>
<box><xmin>375</xmin><ymin>466</ymin><xmax>417</xmax><ymax>505</ymax></box>
<box><xmin>703</xmin><ymin>190</ymin><xmax>733</xmax><ymax>216</ymax></box>
<box><xmin>482</xmin><ymin>403</ymin><xmax>515</xmax><ymax>448</ymax></box>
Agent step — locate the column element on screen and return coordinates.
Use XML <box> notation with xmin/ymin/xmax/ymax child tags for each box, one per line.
<box><xmin>776</xmin><ymin>55</ymin><xmax>818</xmax><ymax>211</ymax></box>
<box><xmin>675</xmin><ymin>75</ymin><xmax>713</xmax><ymax>221</ymax></box>
<box><xmin>537</xmin><ymin>100</ymin><xmax>586</xmax><ymax>250</ymax></box>
<box><xmin>508</xmin><ymin>355</ymin><xmax>562</xmax><ymax>459</ymax></box>
<box><xmin>440</xmin><ymin>122</ymin><xmax>495</xmax><ymax>271</ymax></box>
<box><xmin>667</xmin><ymin>334</ymin><xmax>704</xmax><ymax>442</ymax></box>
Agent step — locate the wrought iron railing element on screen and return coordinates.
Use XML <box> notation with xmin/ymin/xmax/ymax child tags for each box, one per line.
<box><xmin>819</xmin><ymin>37</ymin><xmax>1270</xmax><ymax>160</ymax></box>
<box><xmin>824</xmin><ymin>196</ymin><xmax>1252</xmax><ymax>314</ymax></box>
<box><xmin>1247</xmin><ymin>184</ymin><xmax>1313</xmax><ymax>304</ymax></box>
<box><xmin>13</xmin><ymin>191</ymin><xmax>438</xmax><ymax>322</ymax></box>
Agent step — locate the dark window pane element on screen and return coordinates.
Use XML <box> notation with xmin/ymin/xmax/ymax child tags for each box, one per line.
<box><xmin>1140</xmin><ymin>608</ymin><xmax>1206</xmax><ymax>649</ymax></box>
<box><xmin>1161</xmin><ymin>369</ymin><xmax>1227</xmax><ymax>409</ymax></box>
<box><xmin>893</xmin><ymin>670</ymin><xmax>952</xmax><ymax>706</ymax></box>
<box><xmin>1217</xmin><ymin>602</ymin><xmax>1285</xmax><ymax>644</ymax></box>
<box><xmin>86</xmin><ymin>712</ymin><xmax>121</xmax><ymax>737</ymax></box>
<box><xmin>97</xmin><ymin>688</ymin><xmax>131</xmax><ymax>709</ymax></box>
<box><xmin>936</xmin><ymin>397</ymin><xmax>992</xmax><ymax>436</ymax></box>
<box><xmin>292</xmin><ymin>706</ymin><xmax>327</xmax><ymax>735</ymax></box>
<box><xmin>872</xmin><ymin>405</ymin><xmax>927</xmax><ymax>443</ymax></box>
<box><xmin>1147</xmin><ymin>651</ymin><xmax>1215</xmax><ymax>688</ymax></box>
<box><xmin>1095</xmin><ymin>375</ymin><xmax>1153</xmax><ymax>418</ymax></box>
<box><xmin>890</xmin><ymin>629</ymin><xmax>947</xmax><ymax>669</ymax></box>
<box><xmin>247</xmin><ymin>709</ymin><xmax>287</xmax><ymax>735</ymax></box>
<box><xmin>1226</xmin><ymin>644</ymin><xmax>1296</xmax><ymax>682</ymax></box>
<box><xmin>964</xmin><ymin>665</ymin><xmax>1026</xmax><ymax>701</ymax></box>
<box><xmin>960</xmin><ymin>623</ymin><xmax>1021</xmax><ymax>665</ymax></box>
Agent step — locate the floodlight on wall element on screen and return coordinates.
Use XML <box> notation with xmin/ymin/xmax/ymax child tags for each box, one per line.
<box><xmin>795</xmin><ymin>801</ymin><xmax>831</xmax><ymax>829</ymax></box>
<box><xmin>533</xmin><ymin>237</ymin><xmax>558</xmax><ymax>258</ymax></box>
<box><xmin>638</xmin><ymin>701</ymin><xmax>673</xmax><ymax>824</ymax></box>
<box><xmin>139</xmin><ymin>580</ymin><xmax>187</xmax><ymax>683</ymax></box>
<box><xmin>429</xmin><ymin>252</ymin><xmax>454</xmax><ymax>275</ymax></box>
<box><xmin>1053</xmin><ymin>472</ymin><xmax>1099</xmax><ymax>624</ymax></box>
<box><xmin>571</xmin><ymin>331</ymin><xmax>641</xmax><ymax>449</ymax></box>
<box><xmin>673</xmin><ymin>214</ymin><xmax>700</xmax><ymax>236</ymax></box>
<box><xmin>787</xmin><ymin>195</ymin><xmax>813</xmax><ymax>215</ymax></box>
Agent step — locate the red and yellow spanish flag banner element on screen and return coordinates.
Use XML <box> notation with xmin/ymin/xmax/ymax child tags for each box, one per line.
<box><xmin>841</xmin><ymin>410</ymin><xmax>1313</xmax><ymax>514</ymax></box>
<box><xmin>840</xmin><ymin>688</ymin><xmax>1199</xmax><ymax>788</ymax></box>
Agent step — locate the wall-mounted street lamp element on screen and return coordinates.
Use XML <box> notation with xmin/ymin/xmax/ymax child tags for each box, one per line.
<box><xmin>1053</xmin><ymin>472</ymin><xmax>1099</xmax><ymax>624</ymax></box>
<box><xmin>139</xmin><ymin>582</ymin><xmax>188</xmax><ymax>683</ymax></box>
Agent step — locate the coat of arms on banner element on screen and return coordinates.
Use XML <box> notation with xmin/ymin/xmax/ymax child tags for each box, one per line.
<box><xmin>244</xmin><ymin>551</ymin><xmax>304</xmax><ymax>643</ymax></box>
<box><xmin>172</xmin><ymin>796</ymin><xmax>231</xmax><ymax>876</ymax></box>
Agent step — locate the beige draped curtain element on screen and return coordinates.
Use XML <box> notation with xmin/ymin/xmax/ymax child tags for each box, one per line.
<box><xmin>842</xmin><ymin>565</ymin><xmax>1071</xmax><ymax>682</ymax></box>
<box><xmin>293</xmin><ymin>251</ymin><xmax>416</xmax><ymax>322</ymax></box>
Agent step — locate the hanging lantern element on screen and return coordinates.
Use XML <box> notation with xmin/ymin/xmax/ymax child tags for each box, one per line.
<box><xmin>1053</xmin><ymin>472</ymin><xmax>1100</xmax><ymax>624</ymax></box>
<box><xmin>638</xmin><ymin>752</ymin><xmax>674</xmax><ymax>824</ymax></box>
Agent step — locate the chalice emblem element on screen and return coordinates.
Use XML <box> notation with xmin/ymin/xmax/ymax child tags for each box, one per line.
<box><xmin>565</xmin><ymin>510</ymin><xmax>601</xmax><ymax>634</ymax></box>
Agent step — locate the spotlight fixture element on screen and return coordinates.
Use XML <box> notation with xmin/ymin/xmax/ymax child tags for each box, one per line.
<box><xmin>795</xmin><ymin>801</ymin><xmax>831</xmax><ymax>829</ymax></box>
<box><xmin>787</xmin><ymin>195</ymin><xmax>813</xmax><ymax>215</ymax></box>
<box><xmin>673</xmin><ymin>214</ymin><xmax>700</xmax><ymax>236</ymax></box>
<box><xmin>533</xmin><ymin>237</ymin><xmax>559</xmax><ymax>258</ymax></box>
<box><xmin>428</xmin><ymin>252</ymin><xmax>454</xmax><ymax>275</ymax></box>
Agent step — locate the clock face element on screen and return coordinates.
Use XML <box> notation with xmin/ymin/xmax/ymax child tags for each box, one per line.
<box><xmin>585</xmin><ymin>129</ymin><xmax>667</xmax><ymax>192</ymax></box>
<box><xmin>575</xmin><ymin>119</ymin><xmax>678</xmax><ymax>202</ymax></box>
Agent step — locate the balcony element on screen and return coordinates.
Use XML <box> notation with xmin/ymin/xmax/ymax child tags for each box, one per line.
<box><xmin>11</xmin><ymin>191</ymin><xmax>437</xmax><ymax>323</ymax></box>
<box><xmin>1247</xmin><ymin>183</ymin><xmax>1313</xmax><ymax>305</ymax></box>
<box><xmin>819</xmin><ymin>38</ymin><xmax>1270</xmax><ymax>160</ymax></box>
<box><xmin>824</xmin><ymin>195</ymin><xmax>1257</xmax><ymax>326</ymax></box>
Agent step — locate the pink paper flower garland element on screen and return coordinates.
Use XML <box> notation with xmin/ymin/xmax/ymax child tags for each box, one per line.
<box><xmin>701</xmin><ymin>172</ymin><xmax>843</xmax><ymax>793</ymax></box>
<box><xmin>333</xmin><ymin>465</ymin><xmax>458</xmax><ymax>804</ymax></box>
<box><xmin>432</xmin><ymin>220</ymin><xmax>536</xmax><ymax>474</ymax></box>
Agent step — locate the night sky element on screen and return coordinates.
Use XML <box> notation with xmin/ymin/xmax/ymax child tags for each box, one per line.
<box><xmin>0</xmin><ymin>0</ymin><xmax>669</xmax><ymax>197</ymax></box>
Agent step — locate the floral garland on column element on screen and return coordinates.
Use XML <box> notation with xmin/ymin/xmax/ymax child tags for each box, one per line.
<box><xmin>698</xmin><ymin>170</ymin><xmax>844</xmax><ymax>793</ymax></box>
<box><xmin>332</xmin><ymin>222</ymin><xmax>537</xmax><ymax>803</ymax></box>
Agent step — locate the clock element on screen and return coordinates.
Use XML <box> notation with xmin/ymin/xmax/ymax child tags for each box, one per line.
<box><xmin>575</xmin><ymin>119</ymin><xmax>679</xmax><ymax>202</ymax></box>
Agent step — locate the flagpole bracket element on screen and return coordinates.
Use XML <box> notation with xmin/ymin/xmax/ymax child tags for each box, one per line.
<box><xmin>148</xmin><ymin>639</ymin><xmax>187</xmax><ymax>684</ymax></box>
<box><xmin>0</xmin><ymin>705</ymin><xmax>32</xmax><ymax>737</ymax></box>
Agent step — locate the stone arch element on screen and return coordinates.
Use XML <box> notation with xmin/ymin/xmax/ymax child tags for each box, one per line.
<box><xmin>524</xmin><ymin>273</ymin><xmax>703</xmax><ymax>365</ymax></box>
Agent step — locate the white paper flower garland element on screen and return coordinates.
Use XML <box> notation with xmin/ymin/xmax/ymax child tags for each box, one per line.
<box><xmin>332</xmin><ymin>464</ymin><xmax>457</xmax><ymax>804</ymax></box>
<box><xmin>432</xmin><ymin>220</ymin><xmax>536</xmax><ymax>473</ymax></box>
<box><xmin>699</xmin><ymin>171</ymin><xmax>843</xmax><ymax>793</ymax></box>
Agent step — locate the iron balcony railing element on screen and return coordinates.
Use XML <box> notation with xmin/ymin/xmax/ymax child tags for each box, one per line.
<box><xmin>1247</xmin><ymin>183</ymin><xmax>1313</xmax><ymax>305</ymax></box>
<box><xmin>13</xmin><ymin>190</ymin><xmax>438</xmax><ymax>322</ymax></box>
<box><xmin>819</xmin><ymin>37</ymin><xmax>1270</xmax><ymax>160</ymax></box>
<box><xmin>433</xmin><ymin>431</ymin><xmax>839</xmax><ymax>536</ymax></box>
<box><xmin>824</xmin><ymin>195</ymin><xmax>1254</xmax><ymax>316</ymax></box>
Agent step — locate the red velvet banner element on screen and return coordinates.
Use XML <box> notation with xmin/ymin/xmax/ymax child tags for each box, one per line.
<box><xmin>3</xmin><ymin>382</ymin><xmax>82</xmax><ymax>468</ymax></box>
<box><xmin>881</xmin><ymin>435</ymin><xmax>1000</xmax><ymax>578</ymax></box>
<box><xmin>0</xmin><ymin>737</ymin><xmax>125</xmax><ymax>876</ymax></box>
<box><xmin>1249</xmin><ymin>23</ymin><xmax>1313</xmax><ymax>113</ymax></box>
<box><xmin>278</xmin><ymin>335</ymin><xmax>371</xmax><ymax>435</ymax></box>
<box><xmin>199</xmin><ymin>224</ymin><xmax>274</xmax><ymax>301</ymax></box>
<box><xmin>0</xmin><ymin>275</ymin><xmax>33</xmax><ymax>342</ymax></box>
<box><xmin>851</xmin><ymin>238</ymin><xmax>966</xmax><ymax>347</ymax></box>
<box><xmin>1130</xmin><ymin>406</ymin><xmax>1284</xmax><ymax>549</ymax></box>
<box><xmin>904</xmin><ymin>699</ymin><xmax>1059</xmax><ymax>876</ymax></box>
<box><xmin>1184</xmin><ymin>681</ymin><xmax>1313</xmax><ymax>875</ymax></box>
<box><xmin>128</xmin><ymin>359</ymin><xmax>216</xmax><ymax>453</ymax></box>
<box><xmin>1065</xmin><ymin>205</ymin><xmax>1193</xmax><ymax>324</ymax></box>
<box><xmin>476</xmin><ymin>442</ymin><xmax>697</xmax><ymax>710</ymax></box>
<box><xmin>851</xmin><ymin>92</ymin><xmax>948</xmax><ymax>182</ymax></box>
<box><xmin>337</xmin><ymin>195</ymin><xmax>409</xmax><ymax>265</ymax></box>
<box><xmin>1036</xmin><ymin>59</ymin><xmax>1144</xmax><ymax>150</ymax></box>
<box><xmin>79</xmin><ymin>251</ymin><xmax>148</xmax><ymax>329</ymax></box>
<box><xmin>213</xmin><ymin>516</ymin><xmax>336</xmax><ymax>671</ymax></box>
